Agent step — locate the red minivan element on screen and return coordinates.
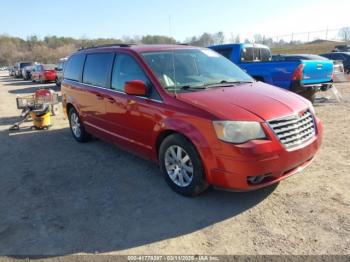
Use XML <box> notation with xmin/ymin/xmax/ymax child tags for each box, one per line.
<box><xmin>31</xmin><ymin>64</ymin><xmax>57</xmax><ymax>83</ymax></box>
<box><xmin>61</xmin><ymin>44</ymin><xmax>323</xmax><ymax>196</ymax></box>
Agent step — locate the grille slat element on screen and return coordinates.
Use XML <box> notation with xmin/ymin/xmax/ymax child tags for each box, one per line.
<box><xmin>269</xmin><ymin>110</ymin><xmax>316</xmax><ymax>148</ymax></box>
<box><xmin>274</xmin><ymin>118</ymin><xmax>314</xmax><ymax>134</ymax></box>
<box><xmin>269</xmin><ymin>111</ymin><xmax>312</xmax><ymax>128</ymax></box>
<box><xmin>277</xmin><ymin>122</ymin><xmax>314</xmax><ymax>139</ymax></box>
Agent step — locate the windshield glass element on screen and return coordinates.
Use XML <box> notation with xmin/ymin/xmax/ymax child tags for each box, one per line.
<box><xmin>43</xmin><ymin>64</ymin><xmax>56</xmax><ymax>70</ymax></box>
<box><xmin>141</xmin><ymin>49</ymin><xmax>253</xmax><ymax>93</ymax></box>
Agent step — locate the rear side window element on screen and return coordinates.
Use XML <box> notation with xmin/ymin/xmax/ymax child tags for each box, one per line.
<box><xmin>215</xmin><ymin>48</ymin><xmax>232</xmax><ymax>59</ymax></box>
<box><xmin>241</xmin><ymin>47</ymin><xmax>271</xmax><ymax>62</ymax></box>
<box><xmin>83</xmin><ymin>53</ymin><xmax>115</xmax><ymax>87</ymax></box>
<box><xmin>241</xmin><ymin>47</ymin><xmax>254</xmax><ymax>61</ymax></box>
<box><xmin>260</xmin><ymin>48</ymin><xmax>271</xmax><ymax>61</ymax></box>
<box><xmin>64</xmin><ymin>54</ymin><xmax>86</xmax><ymax>82</ymax></box>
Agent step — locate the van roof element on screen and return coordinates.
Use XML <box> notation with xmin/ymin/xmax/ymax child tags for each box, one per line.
<box><xmin>77</xmin><ymin>44</ymin><xmax>200</xmax><ymax>54</ymax></box>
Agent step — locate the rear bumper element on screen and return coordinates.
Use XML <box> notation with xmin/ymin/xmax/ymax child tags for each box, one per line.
<box><xmin>206</xmin><ymin>117</ymin><xmax>323</xmax><ymax>191</ymax></box>
<box><xmin>291</xmin><ymin>80</ymin><xmax>333</xmax><ymax>93</ymax></box>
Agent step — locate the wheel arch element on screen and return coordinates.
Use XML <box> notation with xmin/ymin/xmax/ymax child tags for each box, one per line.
<box><xmin>65</xmin><ymin>102</ymin><xmax>75</xmax><ymax>117</ymax></box>
<box><xmin>155</xmin><ymin>129</ymin><xmax>199</xmax><ymax>160</ymax></box>
<box><xmin>154</xmin><ymin>121</ymin><xmax>216</xmax><ymax>184</ymax></box>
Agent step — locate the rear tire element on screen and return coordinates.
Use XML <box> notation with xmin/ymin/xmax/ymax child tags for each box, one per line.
<box><xmin>68</xmin><ymin>107</ymin><xmax>91</xmax><ymax>143</ymax></box>
<box><xmin>300</xmin><ymin>89</ymin><xmax>316</xmax><ymax>103</ymax></box>
<box><xmin>159</xmin><ymin>134</ymin><xmax>209</xmax><ymax>197</ymax></box>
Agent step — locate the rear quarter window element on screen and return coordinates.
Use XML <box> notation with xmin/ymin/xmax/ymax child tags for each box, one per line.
<box><xmin>64</xmin><ymin>54</ymin><xmax>86</xmax><ymax>82</ymax></box>
<box><xmin>215</xmin><ymin>48</ymin><xmax>232</xmax><ymax>59</ymax></box>
<box><xmin>83</xmin><ymin>53</ymin><xmax>115</xmax><ymax>87</ymax></box>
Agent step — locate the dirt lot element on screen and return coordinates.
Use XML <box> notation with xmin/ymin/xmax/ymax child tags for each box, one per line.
<box><xmin>0</xmin><ymin>71</ymin><xmax>349</xmax><ymax>257</ymax></box>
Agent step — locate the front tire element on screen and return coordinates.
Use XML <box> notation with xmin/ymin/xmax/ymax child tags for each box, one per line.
<box><xmin>68</xmin><ymin>107</ymin><xmax>91</xmax><ymax>143</ymax></box>
<box><xmin>159</xmin><ymin>134</ymin><xmax>209</xmax><ymax>196</ymax></box>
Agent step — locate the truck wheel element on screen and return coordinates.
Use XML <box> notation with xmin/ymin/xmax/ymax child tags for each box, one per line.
<box><xmin>300</xmin><ymin>89</ymin><xmax>316</xmax><ymax>103</ymax></box>
<box><xmin>159</xmin><ymin>134</ymin><xmax>209</xmax><ymax>197</ymax></box>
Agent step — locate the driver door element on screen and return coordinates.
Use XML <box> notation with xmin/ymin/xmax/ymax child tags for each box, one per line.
<box><xmin>105</xmin><ymin>53</ymin><xmax>162</xmax><ymax>157</ymax></box>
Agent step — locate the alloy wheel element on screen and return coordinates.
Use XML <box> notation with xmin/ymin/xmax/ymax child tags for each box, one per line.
<box><xmin>70</xmin><ymin>112</ymin><xmax>81</xmax><ymax>138</ymax></box>
<box><xmin>164</xmin><ymin>145</ymin><xmax>194</xmax><ymax>187</ymax></box>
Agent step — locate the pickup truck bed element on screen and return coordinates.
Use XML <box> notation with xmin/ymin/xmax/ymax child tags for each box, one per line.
<box><xmin>209</xmin><ymin>44</ymin><xmax>334</xmax><ymax>102</ymax></box>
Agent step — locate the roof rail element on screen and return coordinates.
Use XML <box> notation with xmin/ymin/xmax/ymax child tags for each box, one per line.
<box><xmin>78</xmin><ymin>43</ymin><xmax>134</xmax><ymax>51</ymax></box>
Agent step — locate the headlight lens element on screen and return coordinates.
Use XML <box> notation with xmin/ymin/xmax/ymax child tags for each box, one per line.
<box><xmin>213</xmin><ymin>121</ymin><xmax>266</xmax><ymax>144</ymax></box>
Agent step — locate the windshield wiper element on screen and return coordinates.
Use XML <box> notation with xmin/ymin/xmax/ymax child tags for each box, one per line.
<box><xmin>204</xmin><ymin>80</ymin><xmax>253</xmax><ymax>88</ymax></box>
<box><xmin>180</xmin><ymin>85</ymin><xmax>208</xmax><ymax>91</ymax></box>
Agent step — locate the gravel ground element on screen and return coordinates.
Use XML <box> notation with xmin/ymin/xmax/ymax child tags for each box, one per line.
<box><xmin>0</xmin><ymin>72</ymin><xmax>349</xmax><ymax>257</ymax></box>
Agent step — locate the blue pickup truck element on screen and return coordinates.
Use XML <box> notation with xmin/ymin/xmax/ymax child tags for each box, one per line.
<box><xmin>209</xmin><ymin>43</ymin><xmax>334</xmax><ymax>102</ymax></box>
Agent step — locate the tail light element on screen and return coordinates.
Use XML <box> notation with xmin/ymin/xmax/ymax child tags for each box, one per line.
<box><xmin>292</xmin><ymin>64</ymin><xmax>304</xmax><ymax>81</ymax></box>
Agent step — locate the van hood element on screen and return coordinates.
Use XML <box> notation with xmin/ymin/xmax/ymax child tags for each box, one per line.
<box><xmin>176</xmin><ymin>82</ymin><xmax>310</xmax><ymax>121</ymax></box>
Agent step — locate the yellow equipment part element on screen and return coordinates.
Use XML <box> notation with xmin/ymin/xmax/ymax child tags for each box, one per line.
<box><xmin>30</xmin><ymin>111</ymin><xmax>51</xmax><ymax>129</ymax></box>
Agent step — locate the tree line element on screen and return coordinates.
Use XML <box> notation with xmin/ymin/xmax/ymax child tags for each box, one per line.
<box><xmin>1</xmin><ymin>26</ymin><xmax>349</xmax><ymax>66</ymax></box>
<box><xmin>0</xmin><ymin>32</ymin><xmax>240</xmax><ymax>66</ymax></box>
<box><xmin>0</xmin><ymin>34</ymin><xmax>181</xmax><ymax>66</ymax></box>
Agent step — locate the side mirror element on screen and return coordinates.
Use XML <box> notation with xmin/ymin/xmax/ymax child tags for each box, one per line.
<box><xmin>124</xmin><ymin>80</ymin><xmax>148</xmax><ymax>96</ymax></box>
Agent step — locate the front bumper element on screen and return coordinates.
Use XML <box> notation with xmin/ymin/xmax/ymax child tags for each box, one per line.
<box><xmin>206</xmin><ymin>117</ymin><xmax>323</xmax><ymax>190</ymax></box>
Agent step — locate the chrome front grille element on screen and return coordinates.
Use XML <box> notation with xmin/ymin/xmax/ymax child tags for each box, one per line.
<box><xmin>268</xmin><ymin>110</ymin><xmax>316</xmax><ymax>148</ymax></box>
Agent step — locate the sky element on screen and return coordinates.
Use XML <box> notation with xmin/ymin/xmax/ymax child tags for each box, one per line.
<box><xmin>1</xmin><ymin>0</ymin><xmax>350</xmax><ymax>42</ymax></box>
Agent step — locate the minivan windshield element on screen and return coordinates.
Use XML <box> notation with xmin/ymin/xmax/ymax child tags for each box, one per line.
<box><xmin>141</xmin><ymin>49</ymin><xmax>253</xmax><ymax>93</ymax></box>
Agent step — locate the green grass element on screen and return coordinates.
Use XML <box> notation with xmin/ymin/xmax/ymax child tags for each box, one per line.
<box><xmin>270</xmin><ymin>40</ymin><xmax>350</xmax><ymax>55</ymax></box>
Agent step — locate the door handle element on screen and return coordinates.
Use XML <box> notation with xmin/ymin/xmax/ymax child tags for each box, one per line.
<box><xmin>107</xmin><ymin>97</ymin><xmax>115</xmax><ymax>104</ymax></box>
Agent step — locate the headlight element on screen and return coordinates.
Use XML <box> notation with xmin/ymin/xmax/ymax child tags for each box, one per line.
<box><xmin>213</xmin><ymin>121</ymin><xmax>266</xmax><ymax>144</ymax></box>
